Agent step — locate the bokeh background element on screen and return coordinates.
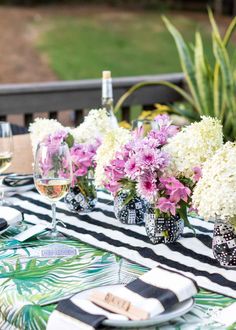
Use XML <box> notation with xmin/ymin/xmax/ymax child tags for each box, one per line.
<box><xmin>0</xmin><ymin>0</ymin><xmax>235</xmax><ymax>125</ymax></box>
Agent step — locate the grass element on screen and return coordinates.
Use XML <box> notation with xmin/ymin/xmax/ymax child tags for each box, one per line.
<box><xmin>36</xmin><ymin>10</ymin><xmax>217</xmax><ymax>80</ymax></box>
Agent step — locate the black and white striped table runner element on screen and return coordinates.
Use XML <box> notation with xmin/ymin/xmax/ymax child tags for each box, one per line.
<box><xmin>10</xmin><ymin>189</ymin><xmax>236</xmax><ymax>299</ymax></box>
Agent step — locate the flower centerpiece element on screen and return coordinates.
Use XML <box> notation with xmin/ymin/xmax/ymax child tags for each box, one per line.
<box><xmin>193</xmin><ymin>142</ymin><xmax>236</xmax><ymax>267</ymax></box>
<box><xmin>100</xmin><ymin>115</ymin><xmax>223</xmax><ymax>244</ymax></box>
<box><xmin>101</xmin><ymin>115</ymin><xmax>187</xmax><ymax>236</ymax></box>
<box><xmin>30</xmin><ymin>109</ymin><xmax>112</xmax><ymax>213</ymax></box>
<box><xmin>64</xmin><ymin>138</ymin><xmax>101</xmax><ymax>213</ymax></box>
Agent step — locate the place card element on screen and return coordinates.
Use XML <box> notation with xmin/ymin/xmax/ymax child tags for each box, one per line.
<box><xmin>39</xmin><ymin>243</ymin><xmax>79</xmax><ymax>258</ymax></box>
<box><xmin>14</xmin><ymin>224</ymin><xmax>47</xmax><ymax>242</ymax></box>
<box><xmin>89</xmin><ymin>291</ymin><xmax>149</xmax><ymax>321</ymax></box>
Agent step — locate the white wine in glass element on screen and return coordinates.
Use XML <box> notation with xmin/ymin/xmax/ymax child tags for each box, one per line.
<box><xmin>34</xmin><ymin>142</ymin><xmax>72</xmax><ymax>240</ymax></box>
<box><xmin>35</xmin><ymin>178</ymin><xmax>71</xmax><ymax>202</ymax></box>
<box><xmin>0</xmin><ymin>122</ymin><xmax>13</xmax><ymax>206</ymax></box>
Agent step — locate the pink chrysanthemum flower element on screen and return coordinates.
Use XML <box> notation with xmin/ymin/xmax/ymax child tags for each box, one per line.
<box><xmin>137</xmin><ymin>172</ymin><xmax>157</xmax><ymax>200</ymax></box>
<box><xmin>125</xmin><ymin>156</ymin><xmax>139</xmax><ymax>179</ymax></box>
<box><xmin>154</xmin><ymin>114</ymin><xmax>170</xmax><ymax>127</ymax></box>
<box><xmin>137</xmin><ymin>148</ymin><xmax>158</xmax><ymax>169</ymax></box>
<box><xmin>45</xmin><ymin>130</ymin><xmax>68</xmax><ymax>145</ymax></box>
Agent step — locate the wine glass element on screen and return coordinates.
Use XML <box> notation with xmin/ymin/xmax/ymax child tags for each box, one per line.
<box><xmin>34</xmin><ymin>141</ymin><xmax>72</xmax><ymax>240</ymax></box>
<box><xmin>0</xmin><ymin>122</ymin><xmax>13</xmax><ymax>206</ymax></box>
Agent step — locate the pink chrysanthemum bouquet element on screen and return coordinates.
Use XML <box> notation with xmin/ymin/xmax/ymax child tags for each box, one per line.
<box><xmin>41</xmin><ymin>130</ymin><xmax>101</xmax><ymax>185</ymax></box>
<box><xmin>104</xmin><ymin>115</ymin><xmax>194</xmax><ymax>225</ymax></box>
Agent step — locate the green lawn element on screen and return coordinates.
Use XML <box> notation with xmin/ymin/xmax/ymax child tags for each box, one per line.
<box><xmin>36</xmin><ymin>10</ymin><xmax>218</xmax><ymax>80</ymax></box>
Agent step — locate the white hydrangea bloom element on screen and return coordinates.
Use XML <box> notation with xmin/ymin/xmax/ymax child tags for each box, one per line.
<box><xmin>163</xmin><ymin>116</ymin><xmax>223</xmax><ymax>179</ymax></box>
<box><xmin>95</xmin><ymin>127</ymin><xmax>131</xmax><ymax>187</ymax></box>
<box><xmin>71</xmin><ymin>108</ymin><xmax>112</xmax><ymax>144</ymax></box>
<box><xmin>29</xmin><ymin>118</ymin><xmax>64</xmax><ymax>155</ymax></box>
<box><xmin>192</xmin><ymin>142</ymin><xmax>236</xmax><ymax>220</ymax></box>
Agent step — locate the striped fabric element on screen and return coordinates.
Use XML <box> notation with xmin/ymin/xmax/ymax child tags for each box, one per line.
<box><xmin>47</xmin><ymin>267</ymin><xmax>198</xmax><ymax>330</ymax></box>
<box><xmin>10</xmin><ymin>189</ymin><xmax>236</xmax><ymax>299</ymax></box>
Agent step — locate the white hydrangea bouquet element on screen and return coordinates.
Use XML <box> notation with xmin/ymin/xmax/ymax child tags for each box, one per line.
<box><xmin>164</xmin><ymin>116</ymin><xmax>223</xmax><ymax>180</ymax></box>
<box><xmin>193</xmin><ymin>142</ymin><xmax>236</xmax><ymax>226</ymax></box>
<box><xmin>29</xmin><ymin>108</ymin><xmax>112</xmax><ymax>153</ymax></box>
<box><xmin>192</xmin><ymin>142</ymin><xmax>236</xmax><ymax>267</ymax></box>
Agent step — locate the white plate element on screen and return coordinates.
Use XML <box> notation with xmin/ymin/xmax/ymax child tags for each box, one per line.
<box><xmin>74</xmin><ymin>284</ymin><xmax>195</xmax><ymax>328</ymax></box>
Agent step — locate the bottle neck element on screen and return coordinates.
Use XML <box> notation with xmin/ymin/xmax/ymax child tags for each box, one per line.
<box><xmin>102</xmin><ymin>77</ymin><xmax>113</xmax><ymax>101</ymax></box>
<box><xmin>102</xmin><ymin>75</ymin><xmax>118</xmax><ymax>128</ymax></box>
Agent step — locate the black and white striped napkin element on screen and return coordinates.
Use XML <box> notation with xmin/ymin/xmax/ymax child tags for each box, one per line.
<box><xmin>47</xmin><ymin>267</ymin><xmax>198</xmax><ymax>330</ymax></box>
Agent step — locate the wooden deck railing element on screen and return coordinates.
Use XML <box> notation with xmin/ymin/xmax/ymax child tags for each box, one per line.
<box><xmin>0</xmin><ymin>73</ymin><xmax>184</xmax><ymax>127</ymax></box>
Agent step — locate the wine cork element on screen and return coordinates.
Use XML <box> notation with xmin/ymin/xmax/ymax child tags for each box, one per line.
<box><xmin>102</xmin><ymin>70</ymin><xmax>111</xmax><ymax>79</ymax></box>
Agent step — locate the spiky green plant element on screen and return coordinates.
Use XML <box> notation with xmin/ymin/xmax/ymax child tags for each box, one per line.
<box><xmin>114</xmin><ymin>10</ymin><xmax>236</xmax><ymax>141</ymax></box>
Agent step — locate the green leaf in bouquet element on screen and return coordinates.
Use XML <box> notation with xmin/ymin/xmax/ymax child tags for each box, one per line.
<box><xmin>178</xmin><ymin>202</ymin><xmax>195</xmax><ymax>234</ymax></box>
<box><xmin>122</xmin><ymin>190</ymin><xmax>136</xmax><ymax>206</ymax></box>
<box><xmin>65</xmin><ymin>133</ymin><xmax>74</xmax><ymax>148</ymax></box>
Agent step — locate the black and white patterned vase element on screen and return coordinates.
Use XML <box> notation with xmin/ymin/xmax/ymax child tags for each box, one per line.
<box><xmin>212</xmin><ymin>219</ymin><xmax>236</xmax><ymax>267</ymax></box>
<box><xmin>145</xmin><ymin>206</ymin><xmax>184</xmax><ymax>244</ymax></box>
<box><xmin>64</xmin><ymin>178</ymin><xmax>97</xmax><ymax>213</ymax></box>
<box><xmin>114</xmin><ymin>191</ymin><xmax>147</xmax><ymax>225</ymax></box>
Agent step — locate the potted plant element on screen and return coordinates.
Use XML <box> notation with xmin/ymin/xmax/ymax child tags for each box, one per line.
<box><xmin>114</xmin><ymin>10</ymin><xmax>236</xmax><ymax>141</ymax></box>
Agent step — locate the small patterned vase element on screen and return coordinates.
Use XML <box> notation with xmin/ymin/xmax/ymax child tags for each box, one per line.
<box><xmin>145</xmin><ymin>206</ymin><xmax>184</xmax><ymax>244</ymax></box>
<box><xmin>212</xmin><ymin>219</ymin><xmax>236</xmax><ymax>267</ymax></box>
<box><xmin>114</xmin><ymin>191</ymin><xmax>147</xmax><ymax>225</ymax></box>
<box><xmin>65</xmin><ymin>176</ymin><xmax>97</xmax><ymax>213</ymax></box>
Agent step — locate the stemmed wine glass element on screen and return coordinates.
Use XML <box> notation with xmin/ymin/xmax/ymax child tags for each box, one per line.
<box><xmin>0</xmin><ymin>122</ymin><xmax>13</xmax><ymax>206</ymax></box>
<box><xmin>34</xmin><ymin>141</ymin><xmax>72</xmax><ymax>240</ymax></box>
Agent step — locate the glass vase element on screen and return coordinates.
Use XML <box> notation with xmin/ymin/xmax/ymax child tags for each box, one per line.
<box><xmin>212</xmin><ymin>218</ymin><xmax>236</xmax><ymax>267</ymax></box>
<box><xmin>114</xmin><ymin>191</ymin><xmax>147</xmax><ymax>225</ymax></box>
<box><xmin>132</xmin><ymin>119</ymin><xmax>154</xmax><ymax>136</ymax></box>
<box><xmin>64</xmin><ymin>174</ymin><xmax>97</xmax><ymax>213</ymax></box>
<box><xmin>145</xmin><ymin>205</ymin><xmax>184</xmax><ymax>244</ymax></box>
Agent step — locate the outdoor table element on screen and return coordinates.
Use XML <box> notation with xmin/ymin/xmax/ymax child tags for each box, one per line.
<box><xmin>0</xmin><ymin>184</ymin><xmax>235</xmax><ymax>330</ymax></box>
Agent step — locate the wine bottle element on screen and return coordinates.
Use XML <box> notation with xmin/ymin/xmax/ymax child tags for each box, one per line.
<box><xmin>102</xmin><ymin>70</ymin><xmax>118</xmax><ymax>128</ymax></box>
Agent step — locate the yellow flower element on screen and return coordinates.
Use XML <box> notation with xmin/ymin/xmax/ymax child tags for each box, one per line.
<box><xmin>138</xmin><ymin>104</ymin><xmax>171</xmax><ymax>121</ymax></box>
<box><xmin>154</xmin><ymin>104</ymin><xmax>171</xmax><ymax>112</ymax></box>
<box><xmin>119</xmin><ymin>121</ymin><xmax>131</xmax><ymax>129</ymax></box>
